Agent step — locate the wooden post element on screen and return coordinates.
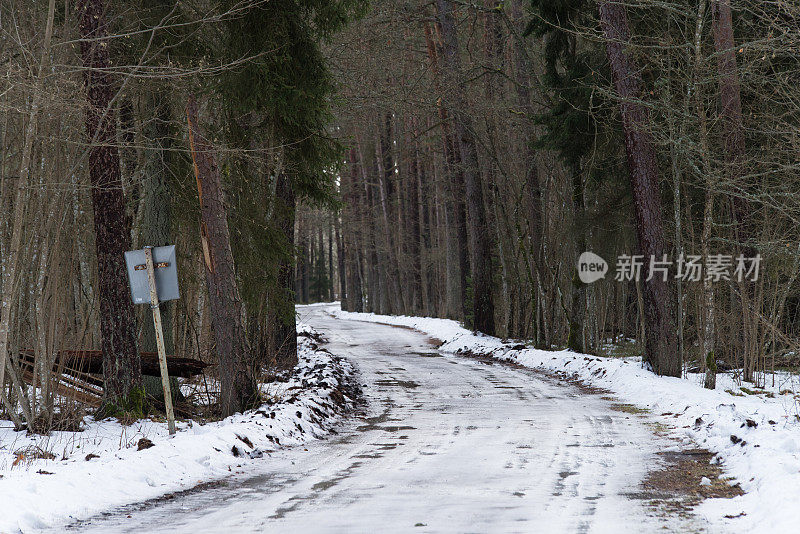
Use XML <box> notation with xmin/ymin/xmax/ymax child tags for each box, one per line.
<box><xmin>144</xmin><ymin>246</ymin><xmax>176</xmax><ymax>435</ymax></box>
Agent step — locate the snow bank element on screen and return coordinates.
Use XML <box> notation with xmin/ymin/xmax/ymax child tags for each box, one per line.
<box><xmin>333</xmin><ymin>306</ymin><xmax>800</xmax><ymax>533</ymax></box>
<box><xmin>0</xmin><ymin>323</ymin><xmax>358</xmax><ymax>533</ymax></box>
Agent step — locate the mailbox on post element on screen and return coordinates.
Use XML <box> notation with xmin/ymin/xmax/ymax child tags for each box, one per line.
<box><xmin>124</xmin><ymin>245</ymin><xmax>179</xmax><ymax>304</ymax></box>
<box><xmin>124</xmin><ymin>245</ymin><xmax>179</xmax><ymax>435</ymax></box>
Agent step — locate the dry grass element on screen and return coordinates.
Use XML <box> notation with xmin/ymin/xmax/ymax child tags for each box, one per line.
<box><xmin>636</xmin><ymin>449</ymin><xmax>744</xmax><ymax>517</ymax></box>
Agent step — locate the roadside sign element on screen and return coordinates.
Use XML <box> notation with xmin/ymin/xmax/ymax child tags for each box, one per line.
<box><xmin>124</xmin><ymin>245</ymin><xmax>179</xmax><ymax>304</ymax></box>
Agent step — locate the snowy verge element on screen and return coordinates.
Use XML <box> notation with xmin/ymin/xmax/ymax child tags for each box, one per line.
<box><xmin>0</xmin><ymin>322</ymin><xmax>359</xmax><ymax>533</ymax></box>
<box><xmin>332</xmin><ymin>305</ymin><xmax>800</xmax><ymax>533</ymax></box>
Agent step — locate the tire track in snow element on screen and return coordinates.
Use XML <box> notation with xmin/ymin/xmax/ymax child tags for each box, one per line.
<box><xmin>68</xmin><ymin>304</ymin><xmax>710</xmax><ymax>534</ymax></box>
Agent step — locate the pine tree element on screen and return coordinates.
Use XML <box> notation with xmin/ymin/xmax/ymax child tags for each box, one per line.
<box><xmin>77</xmin><ymin>0</ymin><xmax>143</xmax><ymax>411</ymax></box>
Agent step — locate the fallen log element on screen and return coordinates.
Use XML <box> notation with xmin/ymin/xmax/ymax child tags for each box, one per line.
<box><xmin>19</xmin><ymin>350</ymin><xmax>210</xmax><ymax>378</ymax></box>
<box><xmin>21</xmin><ymin>368</ymin><xmax>102</xmax><ymax>408</ymax></box>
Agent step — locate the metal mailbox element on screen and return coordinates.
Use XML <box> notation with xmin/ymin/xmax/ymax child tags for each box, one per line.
<box><xmin>124</xmin><ymin>245</ymin><xmax>179</xmax><ymax>304</ymax></box>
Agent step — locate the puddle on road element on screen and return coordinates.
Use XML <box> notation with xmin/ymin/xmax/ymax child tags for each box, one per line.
<box><xmin>356</xmin><ymin>410</ymin><xmax>417</xmax><ymax>433</ymax></box>
<box><xmin>374</xmin><ymin>379</ymin><xmax>420</xmax><ymax>389</ymax></box>
<box><xmin>363</xmin><ymin>425</ymin><xmax>416</xmax><ymax>433</ymax></box>
<box><xmin>372</xmin><ymin>322</ymin><xmax>444</xmax><ymax>347</ymax></box>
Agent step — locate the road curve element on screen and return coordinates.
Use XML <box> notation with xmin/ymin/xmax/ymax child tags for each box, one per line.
<box><xmin>69</xmin><ymin>304</ymin><xmax>706</xmax><ymax>533</ymax></box>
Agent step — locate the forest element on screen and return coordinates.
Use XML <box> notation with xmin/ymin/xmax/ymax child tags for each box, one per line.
<box><xmin>0</xmin><ymin>0</ymin><xmax>368</xmax><ymax>428</ymax></box>
<box><xmin>307</xmin><ymin>0</ymin><xmax>800</xmax><ymax>389</ymax></box>
<box><xmin>1</xmin><ymin>0</ymin><xmax>798</xmax><ymax>428</ymax></box>
<box><xmin>0</xmin><ymin>0</ymin><xmax>800</xmax><ymax>426</ymax></box>
<box><xmin>3</xmin><ymin>0</ymin><xmax>800</xmax><ymax>531</ymax></box>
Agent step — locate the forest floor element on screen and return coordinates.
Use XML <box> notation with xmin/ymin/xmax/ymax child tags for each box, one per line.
<box><xmin>51</xmin><ymin>303</ymin><xmax>733</xmax><ymax>533</ymax></box>
<box><xmin>332</xmin><ymin>304</ymin><xmax>800</xmax><ymax>533</ymax></box>
<box><xmin>0</xmin><ymin>323</ymin><xmax>359</xmax><ymax>533</ymax></box>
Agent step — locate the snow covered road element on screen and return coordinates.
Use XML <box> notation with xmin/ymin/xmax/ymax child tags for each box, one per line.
<box><xmin>68</xmin><ymin>304</ymin><xmax>707</xmax><ymax>533</ymax></box>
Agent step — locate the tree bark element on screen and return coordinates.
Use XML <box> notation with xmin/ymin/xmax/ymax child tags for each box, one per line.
<box><xmin>334</xmin><ymin>213</ymin><xmax>347</xmax><ymax>307</ymax></box>
<box><xmin>186</xmin><ymin>95</ymin><xmax>259</xmax><ymax>416</ymax></box>
<box><xmin>423</xmin><ymin>22</ymin><xmax>466</xmax><ymax>321</ymax></box>
<box><xmin>358</xmin><ymin>140</ymin><xmax>389</xmax><ymax>314</ymax></box>
<box><xmin>510</xmin><ymin>0</ymin><xmax>547</xmax><ymax>340</ymax></box>
<box><xmin>419</xmin><ymin>139</ymin><xmax>437</xmax><ymax>316</ymax></box>
<box><xmin>317</xmin><ymin>225</ymin><xmax>325</xmax><ymax>302</ymax></box>
<box><xmin>78</xmin><ymin>0</ymin><xmax>143</xmax><ymax>406</ymax></box>
<box><xmin>599</xmin><ymin>1</ymin><xmax>679</xmax><ymax>376</ymax></box>
<box><xmin>711</xmin><ymin>0</ymin><xmax>747</xmax><ymax>235</ymax></box>
<box><xmin>139</xmin><ymin>90</ymin><xmax>183</xmax><ymax>403</ymax></box>
<box><xmin>435</xmin><ymin>0</ymin><xmax>495</xmax><ymax>335</ymax></box>
<box><xmin>343</xmin><ymin>148</ymin><xmax>364</xmax><ymax>312</ymax></box>
<box><xmin>296</xmin><ymin>211</ymin><xmax>311</xmax><ymax>305</ymax></box>
<box><xmin>328</xmin><ymin>217</ymin><xmax>334</xmax><ymax>302</ymax></box>
<box><xmin>407</xmin><ymin>122</ymin><xmax>424</xmax><ymax>314</ymax></box>
<box><xmin>376</xmin><ymin>120</ymin><xmax>400</xmax><ymax>314</ymax></box>
<box><xmin>270</xmin><ymin>172</ymin><xmax>298</xmax><ymax>370</ymax></box>
<box><xmin>711</xmin><ymin>0</ymin><xmax>755</xmax><ymax>382</ymax></box>
<box><xmin>568</xmin><ymin>170</ymin><xmax>588</xmax><ymax>353</ymax></box>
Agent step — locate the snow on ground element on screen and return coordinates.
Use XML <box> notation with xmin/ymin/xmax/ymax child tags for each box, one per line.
<box><xmin>0</xmin><ymin>323</ymin><xmax>358</xmax><ymax>533</ymax></box>
<box><xmin>333</xmin><ymin>305</ymin><xmax>800</xmax><ymax>533</ymax></box>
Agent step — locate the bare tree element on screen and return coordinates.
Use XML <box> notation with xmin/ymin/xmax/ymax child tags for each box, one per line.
<box><xmin>435</xmin><ymin>0</ymin><xmax>495</xmax><ymax>335</ymax></box>
<box><xmin>186</xmin><ymin>95</ymin><xmax>258</xmax><ymax>416</ymax></box>
<box><xmin>598</xmin><ymin>0</ymin><xmax>679</xmax><ymax>376</ymax></box>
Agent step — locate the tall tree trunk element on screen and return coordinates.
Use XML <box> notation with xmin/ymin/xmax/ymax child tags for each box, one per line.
<box><xmin>296</xmin><ymin>211</ymin><xmax>310</xmax><ymax>305</ymax></box>
<box><xmin>186</xmin><ymin>95</ymin><xmax>259</xmax><ymax>416</ymax></box>
<box><xmin>376</xmin><ymin>116</ymin><xmax>403</xmax><ymax>313</ymax></box>
<box><xmin>78</xmin><ymin>0</ymin><xmax>143</xmax><ymax>407</ymax></box>
<box><xmin>139</xmin><ymin>90</ymin><xmax>182</xmax><ymax>403</ymax></box>
<box><xmin>419</xmin><ymin>140</ymin><xmax>437</xmax><ymax>316</ymax></box>
<box><xmin>435</xmin><ymin>0</ymin><xmax>495</xmax><ymax>335</ymax></box>
<box><xmin>361</xmin><ymin>161</ymin><xmax>380</xmax><ymax>313</ymax></box>
<box><xmin>423</xmin><ymin>23</ymin><xmax>466</xmax><ymax>321</ymax></box>
<box><xmin>599</xmin><ymin>1</ymin><xmax>679</xmax><ymax>376</ymax></box>
<box><xmin>711</xmin><ymin>0</ymin><xmax>754</xmax><ymax>381</ymax></box>
<box><xmin>335</xmin><ymin>213</ymin><xmax>347</xmax><ymax>307</ymax></box>
<box><xmin>511</xmin><ymin>0</ymin><xmax>547</xmax><ymax>341</ymax></box>
<box><xmin>407</xmin><ymin>124</ymin><xmax>424</xmax><ymax>314</ymax></box>
<box><xmin>711</xmin><ymin>0</ymin><xmax>747</xmax><ymax>228</ymax></box>
<box><xmin>343</xmin><ymin>148</ymin><xmax>364</xmax><ymax>311</ymax></box>
<box><xmin>568</xmin><ymin>170</ymin><xmax>588</xmax><ymax>353</ymax></box>
<box><xmin>482</xmin><ymin>0</ymin><xmax>505</xmax><ymax>333</ymax></box>
<box><xmin>328</xmin><ymin>218</ymin><xmax>334</xmax><ymax>302</ymax></box>
<box><xmin>303</xmin><ymin>234</ymin><xmax>311</xmax><ymax>303</ymax></box>
<box><xmin>358</xmin><ymin>140</ymin><xmax>389</xmax><ymax>314</ymax></box>
<box><xmin>317</xmin><ymin>225</ymin><xmax>325</xmax><ymax>302</ymax></box>
<box><xmin>270</xmin><ymin>172</ymin><xmax>298</xmax><ymax>370</ymax></box>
